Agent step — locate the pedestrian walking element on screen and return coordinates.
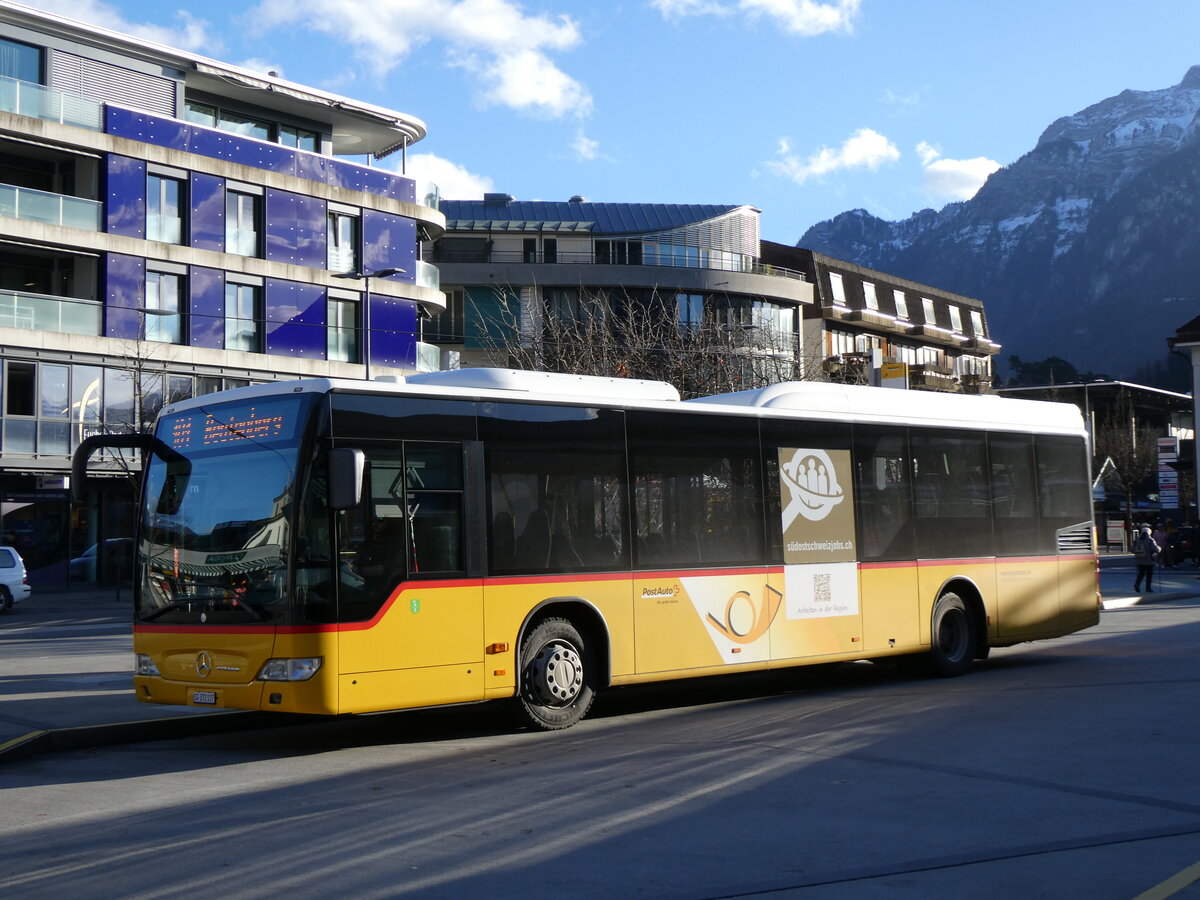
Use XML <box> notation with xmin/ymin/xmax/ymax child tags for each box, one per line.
<box><xmin>1133</xmin><ymin>524</ymin><xmax>1159</xmax><ymax>593</ymax></box>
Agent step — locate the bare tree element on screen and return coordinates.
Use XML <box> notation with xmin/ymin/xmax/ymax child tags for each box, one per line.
<box><xmin>474</xmin><ymin>285</ymin><xmax>834</xmax><ymax>398</ymax></box>
<box><xmin>1094</xmin><ymin>390</ymin><xmax>1160</xmax><ymax>529</ymax></box>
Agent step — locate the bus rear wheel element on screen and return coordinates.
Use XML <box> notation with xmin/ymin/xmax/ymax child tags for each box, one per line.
<box><xmin>929</xmin><ymin>592</ymin><xmax>976</xmax><ymax>677</ymax></box>
<box><xmin>516</xmin><ymin>617</ymin><xmax>596</xmax><ymax>731</ymax></box>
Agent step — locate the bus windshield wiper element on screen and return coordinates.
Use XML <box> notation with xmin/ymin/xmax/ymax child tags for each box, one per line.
<box><xmin>140</xmin><ymin>596</ymin><xmax>266</xmax><ymax>622</ymax></box>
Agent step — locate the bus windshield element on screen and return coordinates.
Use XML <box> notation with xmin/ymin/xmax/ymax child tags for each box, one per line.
<box><xmin>137</xmin><ymin>393</ymin><xmax>314</xmax><ymax>626</ymax></box>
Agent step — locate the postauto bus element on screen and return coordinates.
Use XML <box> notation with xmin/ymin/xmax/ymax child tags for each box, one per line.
<box><xmin>72</xmin><ymin>369</ymin><xmax>1100</xmax><ymax>730</ymax></box>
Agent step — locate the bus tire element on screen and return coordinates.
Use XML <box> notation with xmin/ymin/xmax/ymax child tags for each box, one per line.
<box><xmin>929</xmin><ymin>592</ymin><xmax>976</xmax><ymax>678</ymax></box>
<box><xmin>516</xmin><ymin>617</ymin><xmax>596</xmax><ymax>731</ymax></box>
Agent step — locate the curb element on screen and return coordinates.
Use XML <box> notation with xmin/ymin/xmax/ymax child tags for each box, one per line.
<box><xmin>0</xmin><ymin>710</ymin><xmax>311</xmax><ymax>766</ymax></box>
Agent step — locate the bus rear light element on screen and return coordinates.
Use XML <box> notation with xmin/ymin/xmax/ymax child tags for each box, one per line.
<box><xmin>257</xmin><ymin>657</ymin><xmax>322</xmax><ymax>682</ymax></box>
<box><xmin>135</xmin><ymin>654</ymin><xmax>160</xmax><ymax>676</ymax></box>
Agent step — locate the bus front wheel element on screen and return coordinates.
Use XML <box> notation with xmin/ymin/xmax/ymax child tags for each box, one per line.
<box><xmin>929</xmin><ymin>592</ymin><xmax>976</xmax><ymax>678</ymax></box>
<box><xmin>516</xmin><ymin>617</ymin><xmax>596</xmax><ymax>731</ymax></box>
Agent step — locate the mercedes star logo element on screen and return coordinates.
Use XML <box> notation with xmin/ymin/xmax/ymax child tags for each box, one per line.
<box><xmin>196</xmin><ymin>651</ymin><xmax>213</xmax><ymax>678</ymax></box>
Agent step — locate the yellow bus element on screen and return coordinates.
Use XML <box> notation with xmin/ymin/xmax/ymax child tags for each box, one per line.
<box><xmin>73</xmin><ymin>369</ymin><xmax>1100</xmax><ymax>730</ymax></box>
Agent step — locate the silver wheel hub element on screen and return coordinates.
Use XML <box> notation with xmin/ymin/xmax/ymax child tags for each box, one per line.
<box><xmin>529</xmin><ymin>641</ymin><xmax>583</xmax><ymax>706</ymax></box>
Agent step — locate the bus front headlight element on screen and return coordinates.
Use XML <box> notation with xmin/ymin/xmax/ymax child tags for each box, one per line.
<box><xmin>135</xmin><ymin>654</ymin><xmax>160</xmax><ymax>676</ymax></box>
<box><xmin>257</xmin><ymin>657</ymin><xmax>322</xmax><ymax>682</ymax></box>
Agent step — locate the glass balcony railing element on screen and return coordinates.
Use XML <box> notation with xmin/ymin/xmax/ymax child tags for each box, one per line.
<box><xmin>415</xmin><ymin>259</ymin><xmax>440</xmax><ymax>290</ymax></box>
<box><xmin>0</xmin><ymin>183</ymin><xmax>102</xmax><ymax>231</ymax></box>
<box><xmin>0</xmin><ymin>291</ymin><xmax>102</xmax><ymax>335</ymax></box>
<box><xmin>416</xmin><ymin>180</ymin><xmax>440</xmax><ymax>210</ymax></box>
<box><xmin>0</xmin><ymin>75</ymin><xmax>103</xmax><ymax>130</ymax></box>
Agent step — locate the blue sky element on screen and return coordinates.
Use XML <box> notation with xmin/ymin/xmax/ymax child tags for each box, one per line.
<box><xmin>23</xmin><ymin>0</ymin><xmax>1200</xmax><ymax>243</ymax></box>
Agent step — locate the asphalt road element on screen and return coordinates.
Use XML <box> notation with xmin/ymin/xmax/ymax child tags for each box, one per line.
<box><xmin>2</xmin><ymin>596</ymin><xmax>1200</xmax><ymax>899</ymax></box>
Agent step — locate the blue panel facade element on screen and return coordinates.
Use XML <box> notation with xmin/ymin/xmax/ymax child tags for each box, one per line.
<box><xmin>190</xmin><ymin>173</ymin><xmax>225</xmax><ymax>252</ymax></box>
<box><xmin>189</xmin><ymin>266</ymin><xmax>225</xmax><ymax>349</ymax></box>
<box><xmin>363</xmin><ymin>211</ymin><xmax>417</xmax><ymax>278</ymax></box>
<box><xmin>106</xmin><ymin>155</ymin><xmax>146</xmax><ymax>238</ymax></box>
<box><xmin>104</xmin><ymin>253</ymin><xmax>145</xmax><ymax>339</ymax></box>
<box><xmin>369</xmin><ymin>295</ymin><xmax>418</xmax><ymax>368</ymax></box>
<box><xmin>105</xmin><ymin>106</ymin><xmax>417</xmax><ymax>202</ymax></box>
<box><xmin>265</xmin><ymin>279</ymin><xmax>327</xmax><ymax>359</ymax></box>
<box><xmin>265</xmin><ymin>190</ymin><xmax>327</xmax><ymax>268</ymax></box>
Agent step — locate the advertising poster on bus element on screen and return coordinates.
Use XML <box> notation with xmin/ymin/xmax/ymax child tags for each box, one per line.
<box><xmin>778</xmin><ymin>447</ymin><xmax>860</xmax><ymax>619</ymax></box>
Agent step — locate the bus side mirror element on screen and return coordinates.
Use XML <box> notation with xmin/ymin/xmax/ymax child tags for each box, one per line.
<box><xmin>328</xmin><ymin>448</ymin><xmax>365</xmax><ymax>510</ymax></box>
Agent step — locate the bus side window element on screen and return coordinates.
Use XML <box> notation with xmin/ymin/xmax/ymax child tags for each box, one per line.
<box><xmin>853</xmin><ymin>426</ymin><xmax>914</xmax><ymax>562</ymax></box>
<box><xmin>405</xmin><ymin>442</ymin><xmax>465</xmax><ymax>576</ymax></box>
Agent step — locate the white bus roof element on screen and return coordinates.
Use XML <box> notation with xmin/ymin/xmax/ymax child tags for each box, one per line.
<box><xmin>162</xmin><ymin>370</ymin><xmax>1084</xmax><ymax>437</ymax></box>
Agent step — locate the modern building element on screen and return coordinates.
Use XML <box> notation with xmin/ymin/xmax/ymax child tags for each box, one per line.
<box><xmin>759</xmin><ymin>244</ymin><xmax>1001</xmax><ymax>392</ymax></box>
<box><xmin>427</xmin><ymin>195</ymin><xmax>812</xmax><ymax>373</ymax></box>
<box><xmin>0</xmin><ymin>2</ymin><xmax>445</xmax><ymax>585</ymax></box>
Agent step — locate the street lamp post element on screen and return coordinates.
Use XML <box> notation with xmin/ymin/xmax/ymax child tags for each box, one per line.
<box><xmin>331</xmin><ymin>267</ymin><xmax>406</xmax><ymax>381</ymax></box>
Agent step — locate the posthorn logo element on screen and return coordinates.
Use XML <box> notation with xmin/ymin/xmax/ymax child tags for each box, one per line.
<box><xmin>781</xmin><ymin>448</ymin><xmax>845</xmax><ymax>527</ymax></box>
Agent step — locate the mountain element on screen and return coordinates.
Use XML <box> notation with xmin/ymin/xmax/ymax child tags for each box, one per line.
<box><xmin>798</xmin><ymin>66</ymin><xmax>1200</xmax><ymax>383</ymax></box>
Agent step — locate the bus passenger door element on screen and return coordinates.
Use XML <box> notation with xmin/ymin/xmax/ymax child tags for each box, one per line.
<box><xmin>336</xmin><ymin>443</ymin><xmax>483</xmax><ymax>712</ymax></box>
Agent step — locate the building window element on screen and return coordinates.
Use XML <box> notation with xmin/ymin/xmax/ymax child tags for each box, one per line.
<box><xmin>327</xmin><ymin>211</ymin><xmax>359</xmax><ymax>273</ymax></box>
<box><xmin>0</xmin><ymin>37</ymin><xmax>43</xmax><ymax>84</ymax></box>
<box><xmin>279</xmin><ymin>124</ymin><xmax>319</xmax><ymax>152</ymax></box>
<box><xmin>948</xmin><ymin>305</ymin><xmax>964</xmax><ymax>333</ymax></box>
<box><xmin>677</xmin><ymin>293</ymin><xmax>703</xmax><ymax>331</ymax></box>
<box><xmin>829</xmin><ymin>272</ymin><xmax>847</xmax><ymax>306</ymax></box>
<box><xmin>862</xmin><ymin>281</ymin><xmax>878</xmax><ymax>310</ymax></box>
<box><xmin>146</xmin><ymin>174</ymin><xmax>184</xmax><ymax>244</ymax></box>
<box><xmin>327</xmin><ymin>297</ymin><xmax>358</xmax><ymax>362</ymax></box>
<box><xmin>595</xmin><ymin>240</ymin><xmax>642</xmax><ymax>265</ymax></box>
<box><xmin>225</xmin><ymin>282</ymin><xmax>262</xmax><ymax>352</ymax></box>
<box><xmin>543</xmin><ymin>238</ymin><xmax>558</xmax><ymax>264</ymax></box>
<box><xmin>185</xmin><ymin>102</ymin><xmax>270</xmax><ymax>141</ymax></box>
<box><xmin>970</xmin><ymin>310</ymin><xmax>985</xmax><ymax>337</ymax></box>
<box><xmin>522</xmin><ymin>238</ymin><xmax>537</xmax><ymax>263</ymax></box>
<box><xmin>226</xmin><ymin>191</ymin><xmax>261</xmax><ymax>257</ymax></box>
<box><xmin>893</xmin><ymin>290</ymin><xmax>909</xmax><ymax>320</ymax></box>
<box><xmin>145</xmin><ymin>271</ymin><xmax>184</xmax><ymax>344</ymax></box>
<box><xmin>921</xmin><ymin>297</ymin><xmax>937</xmax><ymax>326</ymax></box>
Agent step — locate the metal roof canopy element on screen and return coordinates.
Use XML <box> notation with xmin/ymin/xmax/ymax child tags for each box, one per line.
<box><xmin>441</xmin><ymin>200</ymin><xmax>754</xmax><ymax>235</ymax></box>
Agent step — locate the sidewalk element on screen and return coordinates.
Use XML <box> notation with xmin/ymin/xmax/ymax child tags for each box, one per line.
<box><xmin>1096</xmin><ymin>552</ymin><xmax>1200</xmax><ymax>609</ymax></box>
<box><xmin>3</xmin><ymin>561</ymin><xmax>1199</xmax><ymax>766</ymax></box>
<box><xmin>0</xmin><ymin>586</ymin><xmax>287</xmax><ymax>765</ymax></box>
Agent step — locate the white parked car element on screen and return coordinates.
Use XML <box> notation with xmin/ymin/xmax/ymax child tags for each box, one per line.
<box><xmin>0</xmin><ymin>545</ymin><xmax>31</xmax><ymax>611</ymax></box>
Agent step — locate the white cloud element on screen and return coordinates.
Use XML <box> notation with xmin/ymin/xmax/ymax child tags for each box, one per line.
<box><xmin>767</xmin><ymin>128</ymin><xmax>900</xmax><ymax>185</ymax></box>
<box><xmin>652</xmin><ymin>0</ymin><xmax>860</xmax><ymax>35</ymax></box>
<box><xmin>247</xmin><ymin>0</ymin><xmax>591</xmax><ymax>118</ymax></box>
<box><xmin>25</xmin><ymin>0</ymin><xmax>218</xmax><ymax>53</ymax></box>
<box><xmin>572</xmin><ymin>130</ymin><xmax>600</xmax><ymax>161</ymax></box>
<box><xmin>916</xmin><ymin>142</ymin><xmax>1000</xmax><ymax>201</ymax></box>
<box><xmin>402</xmin><ymin>152</ymin><xmax>494</xmax><ymax>200</ymax></box>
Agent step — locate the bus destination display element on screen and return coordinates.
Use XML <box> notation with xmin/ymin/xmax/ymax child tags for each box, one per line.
<box><xmin>162</xmin><ymin>397</ymin><xmax>305</xmax><ymax>453</ymax></box>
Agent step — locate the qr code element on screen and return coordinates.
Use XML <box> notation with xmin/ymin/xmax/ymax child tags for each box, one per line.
<box><xmin>813</xmin><ymin>573</ymin><xmax>832</xmax><ymax>603</ymax></box>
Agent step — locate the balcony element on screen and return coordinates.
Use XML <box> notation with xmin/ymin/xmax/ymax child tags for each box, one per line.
<box><xmin>433</xmin><ymin>247</ymin><xmax>807</xmax><ymax>281</ymax></box>
<box><xmin>0</xmin><ymin>291</ymin><xmax>102</xmax><ymax>335</ymax></box>
<box><xmin>910</xmin><ymin>363</ymin><xmax>958</xmax><ymax>392</ymax></box>
<box><xmin>0</xmin><ymin>75</ymin><xmax>102</xmax><ymax>130</ymax></box>
<box><xmin>959</xmin><ymin>374</ymin><xmax>994</xmax><ymax>394</ymax></box>
<box><xmin>416</xmin><ymin>180</ymin><xmax>440</xmax><ymax>210</ymax></box>
<box><xmin>0</xmin><ymin>183</ymin><xmax>102</xmax><ymax>231</ymax></box>
<box><xmin>415</xmin><ymin>259</ymin><xmax>440</xmax><ymax>291</ymax></box>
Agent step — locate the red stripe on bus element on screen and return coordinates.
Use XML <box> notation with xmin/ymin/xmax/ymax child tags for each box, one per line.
<box><xmin>134</xmin><ymin>554</ymin><xmax>1094</xmax><ymax>635</ymax></box>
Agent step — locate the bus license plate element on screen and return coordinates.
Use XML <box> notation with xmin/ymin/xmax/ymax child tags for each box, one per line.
<box><xmin>192</xmin><ymin>690</ymin><xmax>217</xmax><ymax>705</ymax></box>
